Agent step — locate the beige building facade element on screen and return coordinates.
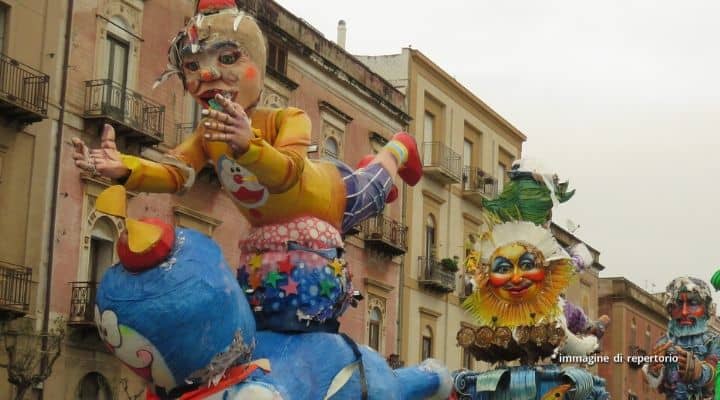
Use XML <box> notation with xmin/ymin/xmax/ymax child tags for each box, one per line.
<box><xmin>0</xmin><ymin>0</ymin><xmax>66</xmax><ymax>398</ymax></box>
<box><xmin>360</xmin><ymin>49</ymin><xmax>526</xmax><ymax>370</ymax></box>
<box><xmin>2</xmin><ymin>0</ymin><xmax>411</xmax><ymax>399</ymax></box>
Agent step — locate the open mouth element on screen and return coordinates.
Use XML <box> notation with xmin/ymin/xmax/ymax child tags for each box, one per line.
<box><xmin>507</xmin><ymin>287</ymin><xmax>529</xmax><ymax>296</ymax></box>
<box><xmin>234</xmin><ymin>186</ymin><xmax>266</xmax><ymax>204</ymax></box>
<box><xmin>198</xmin><ymin>89</ymin><xmax>237</xmax><ymax>109</ymax></box>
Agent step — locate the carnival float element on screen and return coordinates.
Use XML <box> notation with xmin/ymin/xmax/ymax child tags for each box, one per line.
<box><xmin>68</xmin><ymin>1</ymin><xmax>642</xmax><ymax>399</ymax></box>
<box><xmin>72</xmin><ymin>0</ymin><xmax>453</xmax><ymax>398</ymax></box>
<box><xmin>450</xmin><ymin>160</ymin><xmax>611</xmax><ymax>400</ymax></box>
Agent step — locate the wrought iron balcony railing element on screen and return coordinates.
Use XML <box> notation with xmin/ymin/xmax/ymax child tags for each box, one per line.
<box><xmin>422</xmin><ymin>142</ymin><xmax>462</xmax><ymax>184</ymax></box>
<box><xmin>175</xmin><ymin>122</ymin><xmax>194</xmax><ymax>144</ymax></box>
<box><xmin>0</xmin><ymin>261</ymin><xmax>32</xmax><ymax>316</ymax></box>
<box><xmin>68</xmin><ymin>281</ymin><xmax>98</xmax><ymax>326</ymax></box>
<box><xmin>418</xmin><ymin>257</ymin><xmax>456</xmax><ymax>293</ymax></box>
<box><xmin>0</xmin><ymin>53</ymin><xmax>49</xmax><ymax>123</ymax></box>
<box><xmin>361</xmin><ymin>215</ymin><xmax>408</xmax><ymax>256</ymax></box>
<box><xmin>83</xmin><ymin>79</ymin><xmax>165</xmax><ymax>143</ymax></box>
<box><xmin>462</xmin><ymin>166</ymin><xmax>498</xmax><ymax>205</ymax></box>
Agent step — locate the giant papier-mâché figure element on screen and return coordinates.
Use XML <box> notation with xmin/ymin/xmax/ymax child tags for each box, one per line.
<box><xmin>452</xmin><ymin>160</ymin><xmax>610</xmax><ymax>400</ymax></box>
<box><xmin>69</xmin><ymin>0</ymin><xmax>452</xmax><ymax>398</ymax></box>
<box><xmin>91</xmin><ymin>186</ymin><xmax>451</xmax><ymax>399</ymax></box>
<box><xmin>72</xmin><ymin>0</ymin><xmax>421</xmax><ymax>333</ymax></box>
<box><xmin>643</xmin><ymin>277</ymin><xmax>720</xmax><ymax>400</ymax></box>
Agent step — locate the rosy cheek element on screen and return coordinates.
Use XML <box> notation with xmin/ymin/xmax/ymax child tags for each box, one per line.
<box><xmin>244</xmin><ymin>66</ymin><xmax>258</xmax><ymax>80</ymax></box>
<box><xmin>670</xmin><ymin>307</ymin><xmax>683</xmax><ymax>319</ymax></box>
<box><xmin>489</xmin><ymin>274</ymin><xmax>510</xmax><ymax>288</ymax></box>
<box><xmin>691</xmin><ymin>305</ymin><xmax>705</xmax><ymax>317</ymax></box>
<box><xmin>522</xmin><ymin>269</ymin><xmax>545</xmax><ymax>282</ymax></box>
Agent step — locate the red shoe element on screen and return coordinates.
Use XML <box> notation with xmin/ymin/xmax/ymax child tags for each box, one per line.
<box><xmin>356</xmin><ymin>155</ymin><xmax>398</xmax><ymax>203</ymax></box>
<box><xmin>392</xmin><ymin>132</ymin><xmax>423</xmax><ymax>186</ymax></box>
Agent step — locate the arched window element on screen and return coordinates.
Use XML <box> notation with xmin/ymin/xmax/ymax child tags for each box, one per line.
<box><xmin>323</xmin><ymin>136</ymin><xmax>339</xmax><ymax>159</ymax></box>
<box><xmin>369</xmin><ymin>307</ymin><xmax>382</xmax><ymax>351</ymax></box>
<box><xmin>90</xmin><ymin>217</ymin><xmax>116</xmax><ymax>283</ymax></box>
<box><xmin>76</xmin><ymin>372</ymin><xmax>112</xmax><ymax>400</ymax></box>
<box><xmin>421</xmin><ymin>326</ymin><xmax>433</xmax><ymax>360</ymax></box>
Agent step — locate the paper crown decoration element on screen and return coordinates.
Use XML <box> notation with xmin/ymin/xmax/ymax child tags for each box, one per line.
<box><xmin>196</xmin><ymin>0</ymin><xmax>238</xmax><ymax>13</ymax></box>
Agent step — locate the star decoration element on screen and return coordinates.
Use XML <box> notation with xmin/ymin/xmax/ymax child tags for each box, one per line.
<box><xmin>264</xmin><ymin>271</ymin><xmax>283</xmax><ymax>288</ymax></box>
<box><xmin>249</xmin><ymin>253</ymin><xmax>263</xmax><ymax>271</ymax></box>
<box><xmin>278</xmin><ymin>256</ymin><xmax>293</xmax><ymax>274</ymax></box>
<box><xmin>282</xmin><ymin>278</ymin><xmax>299</xmax><ymax>295</ymax></box>
<box><xmin>249</xmin><ymin>272</ymin><xmax>263</xmax><ymax>289</ymax></box>
<box><xmin>319</xmin><ymin>279</ymin><xmax>336</xmax><ymax>298</ymax></box>
<box><xmin>329</xmin><ymin>258</ymin><xmax>344</xmax><ymax>276</ymax></box>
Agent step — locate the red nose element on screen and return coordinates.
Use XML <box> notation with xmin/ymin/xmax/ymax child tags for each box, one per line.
<box><xmin>233</xmin><ymin>175</ymin><xmax>244</xmax><ymax>184</ymax></box>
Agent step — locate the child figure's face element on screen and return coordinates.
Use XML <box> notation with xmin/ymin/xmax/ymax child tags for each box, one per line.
<box><xmin>182</xmin><ymin>38</ymin><xmax>263</xmax><ymax>111</ymax></box>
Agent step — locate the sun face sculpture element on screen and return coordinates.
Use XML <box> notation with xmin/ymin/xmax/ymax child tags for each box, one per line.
<box><xmin>464</xmin><ymin>221</ymin><xmax>575</xmax><ymax>328</ymax></box>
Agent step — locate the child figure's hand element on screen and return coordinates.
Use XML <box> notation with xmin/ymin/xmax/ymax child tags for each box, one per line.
<box><xmin>202</xmin><ymin>93</ymin><xmax>253</xmax><ymax>157</ymax></box>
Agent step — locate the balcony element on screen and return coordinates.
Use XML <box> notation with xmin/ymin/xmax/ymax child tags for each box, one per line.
<box><xmin>361</xmin><ymin>215</ymin><xmax>408</xmax><ymax>256</ymax></box>
<box><xmin>0</xmin><ymin>261</ymin><xmax>33</xmax><ymax>319</ymax></box>
<box><xmin>422</xmin><ymin>142</ymin><xmax>462</xmax><ymax>184</ymax></box>
<box><xmin>175</xmin><ymin>122</ymin><xmax>194</xmax><ymax>144</ymax></box>
<box><xmin>462</xmin><ymin>166</ymin><xmax>498</xmax><ymax>205</ymax></box>
<box><xmin>0</xmin><ymin>53</ymin><xmax>49</xmax><ymax>124</ymax></box>
<box><xmin>68</xmin><ymin>281</ymin><xmax>97</xmax><ymax>326</ymax></box>
<box><xmin>83</xmin><ymin>79</ymin><xmax>165</xmax><ymax>145</ymax></box>
<box><xmin>418</xmin><ymin>257</ymin><xmax>456</xmax><ymax>293</ymax></box>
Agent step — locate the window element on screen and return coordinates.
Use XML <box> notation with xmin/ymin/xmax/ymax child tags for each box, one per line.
<box><xmin>267</xmin><ymin>39</ymin><xmax>288</xmax><ymax>74</ymax></box>
<box><xmin>630</xmin><ymin>317</ymin><xmax>637</xmax><ymax>347</ymax></box>
<box><xmin>425</xmin><ymin>215</ymin><xmax>436</xmax><ymax>262</ymax></box>
<box><xmin>106</xmin><ymin>34</ymin><xmax>129</xmax><ymax>87</ymax></box>
<box><xmin>423</xmin><ymin>112</ymin><xmax>434</xmax><ymax>165</ymax></box>
<box><xmin>89</xmin><ymin>217</ymin><xmax>116</xmax><ymax>283</ymax></box>
<box><xmin>369</xmin><ymin>307</ymin><xmax>381</xmax><ymax>351</ymax></box>
<box><xmin>462</xmin><ymin>347</ymin><xmax>474</xmax><ymax>369</ymax></box>
<box><xmin>77</xmin><ymin>372</ymin><xmax>112</xmax><ymax>400</ymax></box>
<box><xmin>463</xmin><ymin>139</ymin><xmax>473</xmax><ymax>190</ymax></box>
<box><xmin>323</xmin><ymin>136</ymin><xmax>339</xmax><ymax>159</ymax></box>
<box><xmin>0</xmin><ymin>5</ymin><xmax>7</xmax><ymax>54</ymax></box>
<box><xmin>463</xmin><ymin>139</ymin><xmax>472</xmax><ymax>168</ymax></box>
<box><xmin>645</xmin><ymin>326</ymin><xmax>651</xmax><ymax>350</ymax></box>
<box><xmin>421</xmin><ymin>326</ymin><xmax>433</xmax><ymax>360</ymax></box>
<box><xmin>496</xmin><ymin>163</ymin><xmax>506</xmax><ymax>193</ymax></box>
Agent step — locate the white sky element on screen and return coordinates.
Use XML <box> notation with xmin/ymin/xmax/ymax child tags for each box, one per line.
<box><xmin>277</xmin><ymin>0</ymin><xmax>720</xmax><ymax>302</ymax></box>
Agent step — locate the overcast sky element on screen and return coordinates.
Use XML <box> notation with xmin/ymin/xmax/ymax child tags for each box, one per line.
<box><xmin>278</xmin><ymin>0</ymin><xmax>720</xmax><ymax>302</ymax></box>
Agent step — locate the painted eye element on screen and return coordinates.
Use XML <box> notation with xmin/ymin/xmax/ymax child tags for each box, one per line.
<box><xmin>219</xmin><ymin>53</ymin><xmax>238</xmax><ymax>65</ymax></box>
<box><xmin>492</xmin><ymin>263</ymin><xmax>512</xmax><ymax>274</ymax></box>
<box><xmin>184</xmin><ymin>61</ymin><xmax>200</xmax><ymax>71</ymax></box>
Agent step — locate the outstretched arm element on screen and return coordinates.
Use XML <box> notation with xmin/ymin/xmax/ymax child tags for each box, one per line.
<box><xmin>72</xmin><ymin>124</ymin><xmax>204</xmax><ymax>193</ymax></box>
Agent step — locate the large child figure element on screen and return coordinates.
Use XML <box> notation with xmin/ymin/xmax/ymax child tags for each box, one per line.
<box><xmin>72</xmin><ymin>0</ymin><xmax>421</xmax><ymax>333</ymax></box>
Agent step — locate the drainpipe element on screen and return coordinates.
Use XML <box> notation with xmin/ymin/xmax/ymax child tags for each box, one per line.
<box><xmin>40</xmin><ymin>0</ymin><xmax>73</xmax><ymax>398</ymax></box>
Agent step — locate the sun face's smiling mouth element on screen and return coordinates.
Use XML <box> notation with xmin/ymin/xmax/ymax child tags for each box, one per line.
<box><xmin>197</xmin><ymin>89</ymin><xmax>237</xmax><ymax>109</ymax></box>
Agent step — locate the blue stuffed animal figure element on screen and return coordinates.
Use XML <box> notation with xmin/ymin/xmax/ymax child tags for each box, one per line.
<box><xmin>93</xmin><ymin>191</ymin><xmax>451</xmax><ymax>400</ymax></box>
